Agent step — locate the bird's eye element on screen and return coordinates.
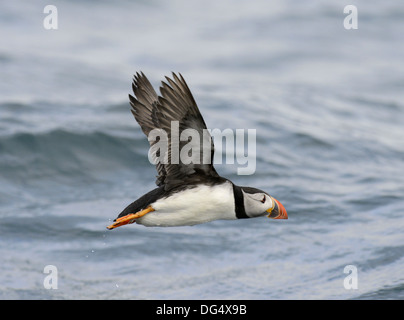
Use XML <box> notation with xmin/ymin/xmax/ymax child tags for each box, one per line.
<box><xmin>261</xmin><ymin>195</ymin><xmax>266</xmax><ymax>203</ymax></box>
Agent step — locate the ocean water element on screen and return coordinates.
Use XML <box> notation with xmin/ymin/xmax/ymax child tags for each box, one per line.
<box><xmin>1</xmin><ymin>0</ymin><xmax>404</xmax><ymax>300</ymax></box>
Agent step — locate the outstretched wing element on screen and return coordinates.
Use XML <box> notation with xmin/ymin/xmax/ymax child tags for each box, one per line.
<box><xmin>129</xmin><ymin>72</ymin><xmax>219</xmax><ymax>190</ymax></box>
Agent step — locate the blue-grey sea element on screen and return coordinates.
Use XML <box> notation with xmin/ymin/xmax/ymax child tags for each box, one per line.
<box><xmin>1</xmin><ymin>0</ymin><xmax>403</xmax><ymax>300</ymax></box>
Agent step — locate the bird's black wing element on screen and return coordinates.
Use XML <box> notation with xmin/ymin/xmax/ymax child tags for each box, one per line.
<box><xmin>129</xmin><ymin>72</ymin><xmax>219</xmax><ymax>190</ymax></box>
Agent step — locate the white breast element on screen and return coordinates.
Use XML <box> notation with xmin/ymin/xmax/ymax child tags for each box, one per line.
<box><xmin>136</xmin><ymin>181</ymin><xmax>236</xmax><ymax>227</ymax></box>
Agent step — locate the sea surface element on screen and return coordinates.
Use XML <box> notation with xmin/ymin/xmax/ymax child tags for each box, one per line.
<box><xmin>1</xmin><ymin>0</ymin><xmax>403</xmax><ymax>299</ymax></box>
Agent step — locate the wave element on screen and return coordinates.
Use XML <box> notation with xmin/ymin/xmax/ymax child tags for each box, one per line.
<box><xmin>0</xmin><ymin>129</ymin><xmax>149</xmax><ymax>181</ymax></box>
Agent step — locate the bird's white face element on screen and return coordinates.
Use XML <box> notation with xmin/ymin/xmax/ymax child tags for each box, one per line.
<box><xmin>243</xmin><ymin>191</ymin><xmax>273</xmax><ymax>217</ymax></box>
<box><xmin>242</xmin><ymin>190</ymin><xmax>288</xmax><ymax>219</ymax></box>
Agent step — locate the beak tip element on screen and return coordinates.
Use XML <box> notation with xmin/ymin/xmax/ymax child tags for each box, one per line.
<box><xmin>276</xmin><ymin>199</ymin><xmax>288</xmax><ymax>219</ymax></box>
<box><xmin>268</xmin><ymin>198</ymin><xmax>288</xmax><ymax>220</ymax></box>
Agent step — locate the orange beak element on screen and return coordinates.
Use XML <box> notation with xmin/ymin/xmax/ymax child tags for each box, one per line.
<box><xmin>267</xmin><ymin>197</ymin><xmax>288</xmax><ymax>219</ymax></box>
<box><xmin>106</xmin><ymin>206</ymin><xmax>155</xmax><ymax>230</ymax></box>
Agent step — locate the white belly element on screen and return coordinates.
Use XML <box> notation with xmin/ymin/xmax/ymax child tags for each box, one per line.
<box><xmin>136</xmin><ymin>181</ymin><xmax>236</xmax><ymax>227</ymax></box>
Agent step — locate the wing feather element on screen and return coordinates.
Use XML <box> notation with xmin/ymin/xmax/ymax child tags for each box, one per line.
<box><xmin>129</xmin><ymin>72</ymin><xmax>218</xmax><ymax>190</ymax></box>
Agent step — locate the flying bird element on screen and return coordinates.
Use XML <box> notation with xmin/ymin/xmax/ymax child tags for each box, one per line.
<box><xmin>107</xmin><ymin>72</ymin><xmax>287</xmax><ymax>229</ymax></box>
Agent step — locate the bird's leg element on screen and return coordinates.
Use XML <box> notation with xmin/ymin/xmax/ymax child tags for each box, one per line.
<box><xmin>106</xmin><ymin>206</ymin><xmax>155</xmax><ymax>230</ymax></box>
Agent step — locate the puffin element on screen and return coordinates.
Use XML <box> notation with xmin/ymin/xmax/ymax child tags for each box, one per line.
<box><xmin>107</xmin><ymin>72</ymin><xmax>287</xmax><ymax>229</ymax></box>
